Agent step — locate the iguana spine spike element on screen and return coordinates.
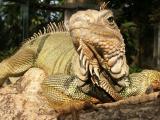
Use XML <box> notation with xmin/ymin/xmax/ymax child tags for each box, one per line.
<box><xmin>53</xmin><ymin>23</ymin><xmax>58</xmax><ymax>32</ymax></box>
<box><xmin>100</xmin><ymin>2</ymin><xmax>109</xmax><ymax>10</ymax></box>
<box><xmin>60</xmin><ymin>22</ymin><xmax>63</xmax><ymax>31</ymax></box>
<box><xmin>38</xmin><ymin>30</ymin><xmax>42</xmax><ymax>36</ymax></box>
<box><xmin>77</xmin><ymin>45</ymin><xmax>82</xmax><ymax>52</ymax></box>
<box><xmin>47</xmin><ymin>24</ymin><xmax>52</xmax><ymax>33</ymax></box>
<box><xmin>94</xmin><ymin>68</ymin><xmax>100</xmax><ymax>79</ymax></box>
<box><xmin>59</xmin><ymin>22</ymin><xmax>64</xmax><ymax>32</ymax></box>
<box><xmin>82</xmin><ymin>56</ymin><xmax>86</xmax><ymax>66</ymax></box>
<box><xmin>99</xmin><ymin>80</ymin><xmax>105</xmax><ymax>87</ymax></box>
<box><xmin>33</xmin><ymin>34</ymin><xmax>37</xmax><ymax>38</ymax></box>
<box><xmin>58</xmin><ymin>23</ymin><xmax>61</xmax><ymax>31</ymax></box>
<box><xmin>31</xmin><ymin>37</ymin><xmax>34</xmax><ymax>39</ymax></box>
<box><xmin>25</xmin><ymin>22</ymin><xmax>67</xmax><ymax>45</ymax></box>
<box><xmin>89</xmin><ymin>65</ymin><xmax>93</xmax><ymax>75</ymax></box>
<box><xmin>80</xmin><ymin>50</ymin><xmax>83</xmax><ymax>60</ymax></box>
<box><xmin>62</xmin><ymin>21</ymin><xmax>66</xmax><ymax>31</ymax></box>
<box><xmin>85</xmin><ymin>61</ymin><xmax>89</xmax><ymax>71</ymax></box>
<box><xmin>49</xmin><ymin>22</ymin><xmax>55</xmax><ymax>32</ymax></box>
<box><xmin>43</xmin><ymin>27</ymin><xmax>46</xmax><ymax>34</ymax></box>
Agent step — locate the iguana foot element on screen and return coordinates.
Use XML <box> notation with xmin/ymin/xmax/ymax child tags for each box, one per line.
<box><xmin>96</xmin><ymin>91</ymin><xmax>160</xmax><ymax>109</ymax></box>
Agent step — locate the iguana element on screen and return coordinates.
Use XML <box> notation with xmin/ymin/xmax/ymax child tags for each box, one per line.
<box><xmin>0</xmin><ymin>4</ymin><xmax>159</xmax><ymax>113</ymax></box>
<box><xmin>0</xmin><ymin>5</ymin><xmax>129</xmax><ymax>112</ymax></box>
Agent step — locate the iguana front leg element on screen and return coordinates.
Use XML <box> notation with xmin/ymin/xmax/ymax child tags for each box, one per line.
<box><xmin>41</xmin><ymin>74</ymin><xmax>99</xmax><ymax>112</ymax></box>
<box><xmin>0</xmin><ymin>48</ymin><xmax>36</xmax><ymax>86</ymax></box>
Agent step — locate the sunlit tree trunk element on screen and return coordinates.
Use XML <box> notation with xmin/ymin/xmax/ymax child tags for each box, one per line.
<box><xmin>153</xmin><ymin>23</ymin><xmax>160</xmax><ymax>69</ymax></box>
<box><xmin>64</xmin><ymin>0</ymin><xmax>76</xmax><ymax>28</ymax></box>
<box><xmin>64</xmin><ymin>0</ymin><xmax>98</xmax><ymax>28</ymax></box>
<box><xmin>158</xmin><ymin>24</ymin><xmax>160</xmax><ymax>68</ymax></box>
<box><xmin>20</xmin><ymin>1</ymin><xmax>29</xmax><ymax>40</ymax></box>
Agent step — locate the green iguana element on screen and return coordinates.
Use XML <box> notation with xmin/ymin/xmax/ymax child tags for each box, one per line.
<box><xmin>0</xmin><ymin>4</ymin><xmax>159</xmax><ymax>113</ymax></box>
<box><xmin>0</xmin><ymin>5</ymin><xmax>129</xmax><ymax>111</ymax></box>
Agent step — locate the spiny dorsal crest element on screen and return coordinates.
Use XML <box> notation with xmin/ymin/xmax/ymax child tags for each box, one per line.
<box><xmin>27</xmin><ymin>21</ymin><xmax>67</xmax><ymax>41</ymax></box>
<box><xmin>100</xmin><ymin>1</ymin><xmax>110</xmax><ymax>10</ymax></box>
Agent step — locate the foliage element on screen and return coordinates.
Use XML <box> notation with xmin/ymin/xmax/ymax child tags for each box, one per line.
<box><xmin>106</xmin><ymin>0</ymin><xmax>159</xmax><ymax>68</ymax></box>
<box><xmin>0</xmin><ymin>4</ymin><xmax>21</xmax><ymax>50</ymax></box>
<box><xmin>0</xmin><ymin>0</ymin><xmax>159</xmax><ymax>68</ymax></box>
<box><xmin>129</xmin><ymin>65</ymin><xmax>142</xmax><ymax>73</ymax></box>
<box><xmin>149</xmin><ymin>7</ymin><xmax>160</xmax><ymax>23</ymax></box>
<box><xmin>120</xmin><ymin>22</ymin><xmax>139</xmax><ymax>65</ymax></box>
<box><xmin>0</xmin><ymin>0</ymin><xmax>64</xmax><ymax>60</ymax></box>
<box><xmin>0</xmin><ymin>47</ymin><xmax>17</xmax><ymax>61</ymax></box>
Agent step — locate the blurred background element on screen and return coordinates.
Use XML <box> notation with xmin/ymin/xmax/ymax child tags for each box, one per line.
<box><xmin>0</xmin><ymin>0</ymin><xmax>159</xmax><ymax>72</ymax></box>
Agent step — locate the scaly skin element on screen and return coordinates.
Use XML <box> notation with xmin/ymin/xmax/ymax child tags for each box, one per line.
<box><xmin>120</xmin><ymin>70</ymin><xmax>160</xmax><ymax>97</ymax></box>
<box><xmin>0</xmin><ymin>6</ymin><xmax>159</xmax><ymax>112</ymax></box>
<box><xmin>0</xmin><ymin>7</ymin><xmax>128</xmax><ymax>112</ymax></box>
<box><xmin>42</xmin><ymin>69</ymin><xmax>160</xmax><ymax>112</ymax></box>
<box><xmin>97</xmin><ymin>70</ymin><xmax>160</xmax><ymax>109</ymax></box>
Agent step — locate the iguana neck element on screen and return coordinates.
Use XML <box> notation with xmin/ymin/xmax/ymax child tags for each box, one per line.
<box><xmin>35</xmin><ymin>32</ymin><xmax>76</xmax><ymax>75</ymax></box>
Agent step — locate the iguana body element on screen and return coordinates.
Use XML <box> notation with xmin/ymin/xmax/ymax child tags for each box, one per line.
<box><xmin>0</xmin><ymin>30</ymin><xmax>122</xmax><ymax>112</ymax></box>
<box><xmin>0</xmin><ymin>7</ymin><xmax>129</xmax><ymax>112</ymax></box>
<box><xmin>0</xmin><ymin>6</ymin><xmax>159</xmax><ymax>113</ymax></box>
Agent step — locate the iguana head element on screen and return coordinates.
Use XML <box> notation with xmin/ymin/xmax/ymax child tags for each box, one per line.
<box><xmin>69</xmin><ymin>8</ymin><xmax>129</xmax><ymax>83</ymax></box>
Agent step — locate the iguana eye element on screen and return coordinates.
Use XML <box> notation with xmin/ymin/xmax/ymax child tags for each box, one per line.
<box><xmin>107</xmin><ymin>16</ymin><xmax>114</xmax><ymax>23</ymax></box>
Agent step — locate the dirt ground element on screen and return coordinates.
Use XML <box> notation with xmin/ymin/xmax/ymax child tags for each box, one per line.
<box><xmin>65</xmin><ymin>96</ymin><xmax>160</xmax><ymax>120</ymax></box>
